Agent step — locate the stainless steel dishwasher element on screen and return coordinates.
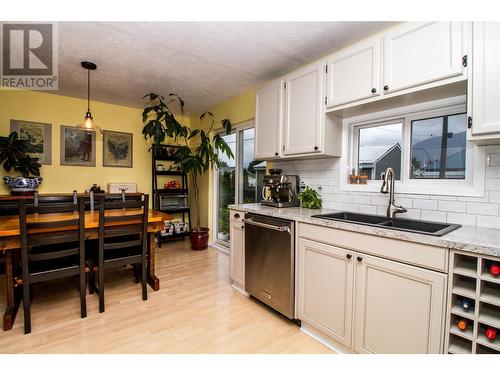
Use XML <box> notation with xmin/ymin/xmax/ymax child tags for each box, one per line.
<box><xmin>244</xmin><ymin>213</ymin><xmax>295</xmax><ymax>319</ymax></box>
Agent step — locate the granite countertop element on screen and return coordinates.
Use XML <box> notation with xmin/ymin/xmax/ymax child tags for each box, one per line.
<box><xmin>229</xmin><ymin>203</ymin><xmax>500</xmax><ymax>258</ymax></box>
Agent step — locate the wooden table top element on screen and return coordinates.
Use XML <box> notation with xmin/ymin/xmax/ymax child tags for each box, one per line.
<box><xmin>0</xmin><ymin>209</ymin><xmax>172</xmax><ymax>237</ymax></box>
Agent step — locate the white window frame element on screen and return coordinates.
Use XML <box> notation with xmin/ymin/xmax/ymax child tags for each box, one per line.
<box><xmin>212</xmin><ymin>120</ymin><xmax>254</xmax><ymax>249</ymax></box>
<box><xmin>340</xmin><ymin>95</ymin><xmax>486</xmax><ymax>197</ymax></box>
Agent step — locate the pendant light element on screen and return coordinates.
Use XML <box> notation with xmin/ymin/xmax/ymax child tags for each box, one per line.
<box><xmin>78</xmin><ymin>61</ymin><xmax>102</xmax><ymax>134</ymax></box>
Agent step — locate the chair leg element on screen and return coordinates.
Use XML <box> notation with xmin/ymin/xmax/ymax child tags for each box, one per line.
<box><xmin>141</xmin><ymin>261</ymin><xmax>147</xmax><ymax>301</ymax></box>
<box><xmin>89</xmin><ymin>266</ymin><xmax>95</xmax><ymax>295</ymax></box>
<box><xmin>80</xmin><ymin>271</ymin><xmax>87</xmax><ymax>318</ymax></box>
<box><xmin>23</xmin><ymin>282</ymin><xmax>31</xmax><ymax>334</ymax></box>
<box><xmin>98</xmin><ymin>266</ymin><xmax>105</xmax><ymax>313</ymax></box>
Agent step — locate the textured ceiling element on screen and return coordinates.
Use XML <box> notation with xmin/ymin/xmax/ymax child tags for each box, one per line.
<box><xmin>54</xmin><ymin>22</ymin><xmax>396</xmax><ymax>115</ymax></box>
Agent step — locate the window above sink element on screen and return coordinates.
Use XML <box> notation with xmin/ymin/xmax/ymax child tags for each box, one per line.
<box><xmin>340</xmin><ymin>96</ymin><xmax>486</xmax><ymax>197</ymax></box>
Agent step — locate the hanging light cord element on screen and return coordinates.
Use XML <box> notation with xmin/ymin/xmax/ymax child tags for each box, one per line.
<box><xmin>87</xmin><ymin>69</ymin><xmax>91</xmax><ymax>113</ymax></box>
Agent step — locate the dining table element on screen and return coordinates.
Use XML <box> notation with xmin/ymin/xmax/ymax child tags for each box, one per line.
<box><xmin>0</xmin><ymin>207</ymin><xmax>172</xmax><ymax>331</ymax></box>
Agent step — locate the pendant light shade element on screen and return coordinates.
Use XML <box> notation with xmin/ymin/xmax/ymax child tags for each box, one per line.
<box><xmin>78</xmin><ymin>61</ymin><xmax>102</xmax><ymax>134</ymax></box>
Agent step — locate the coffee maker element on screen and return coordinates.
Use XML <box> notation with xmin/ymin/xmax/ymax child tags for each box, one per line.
<box><xmin>261</xmin><ymin>169</ymin><xmax>300</xmax><ymax>208</ymax></box>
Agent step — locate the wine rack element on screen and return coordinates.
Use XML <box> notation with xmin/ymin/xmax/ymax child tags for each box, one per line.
<box><xmin>446</xmin><ymin>251</ymin><xmax>500</xmax><ymax>354</ymax></box>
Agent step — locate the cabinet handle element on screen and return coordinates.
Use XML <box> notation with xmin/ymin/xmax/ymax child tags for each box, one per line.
<box><xmin>234</xmin><ymin>213</ymin><xmax>240</xmax><ymax>219</ymax></box>
<box><xmin>357</xmin><ymin>256</ymin><xmax>363</xmax><ymax>262</ymax></box>
<box><xmin>383</xmin><ymin>85</ymin><xmax>389</xmax><ymax>91</ymax></box>
<box><xmin>314</xmin><ymin>146</ymin><xmax>318</xmax><ymax>150</ymax></box>
<box><xmin>467</xmin><ymin>116</ymin><xmax>472</xmax><ymax>129</ymax></box>
<box><xmin>275</xmin><ymin>152</ymin><xmax>279</xmax><ymax>156</ymax></box>
<box><xmin>371</xmin><ymin>88</ymin><xmax>377</xmax><ymax>93</ymax></box>
<box><xmin>241</xmin><ymin>225</ymin><xmax>244</xmax><ymax>229</ymax></box>
<box><xmin>346</xmin><ymin>254</ymin><xmax>352</xmax><ymax>260</ymax></box>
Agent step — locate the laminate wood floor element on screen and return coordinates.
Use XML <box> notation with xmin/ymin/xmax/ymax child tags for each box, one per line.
<box><xmin>0</xmin><ymin>241</ymin><xmax>331</xmax><ymax>353</ymax></box>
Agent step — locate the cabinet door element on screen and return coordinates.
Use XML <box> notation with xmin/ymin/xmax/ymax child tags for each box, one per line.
<box><xmin>383</xmin><ymin>22</ymin><xmax>464</xmax><ymax>93</ymax></box>
<box><xmin>283</xmin><ymin>62</ymin><xmax>325</xmax><ymax>156</ymax></box>
<box><xmin>230</xmin><ymin>220</ymin><xmax>245</xmax><ymax>287</ymax></box>
<box><xmin>297</xmin><ymin>239</ymin><xmax>354</xmax><ymax>348</ymax></box>
<box><xmin>327</xmin><ymin>36</ymin><xmax>381</xmax><ymax>107</ymax></box>
<box><xmin>353</xmin><ymin>253</ymin><xmax>446</xmax><ymax>354</ymax></box>
<box><xmin>255</xmin><ymin>80</ymin><xmax>283</xmax><ymax>159</ymax></box>
<box><xmin>471</xmin><ymin>22</ymin><xmax>500</xmax><ymax>135</ymax></box>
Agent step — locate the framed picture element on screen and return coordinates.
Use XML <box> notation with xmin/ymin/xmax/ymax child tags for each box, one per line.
<box><xmin>10</xmin><ymin>119</ymin><xmax>52</xmax><ymax>165</ymax></box>
<box><xmin>60</xmin><ymin>125</ymin><xmax>96</xmax><ymax>167</ymax></box>
<box><xmin>103</xmin><ymin>130</ymin><xmax>133</xmax><ymax>168</ymax></box>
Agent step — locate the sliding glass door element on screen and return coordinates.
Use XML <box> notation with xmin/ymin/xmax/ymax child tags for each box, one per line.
<box><xmin>215</xmin><ymin>125</ymin><xmax>266</xmax><ymax>246</ymax></box>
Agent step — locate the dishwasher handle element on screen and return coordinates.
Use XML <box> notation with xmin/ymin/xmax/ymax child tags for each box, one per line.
<box><xmin>243</xmin><ymin>218</ymin><xmax>291</xmax><ymax>233</ymax></box>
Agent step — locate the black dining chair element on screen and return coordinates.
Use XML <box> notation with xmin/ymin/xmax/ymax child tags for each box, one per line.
<box><xmin>19</xmin><ymin>196</ymin><xmax>87</xmax><ymax>334</ymax></box>
<box><xmin>90</xmin><ymin>194</ymin><xmax>149</xmax><ymax>313</ymax></box>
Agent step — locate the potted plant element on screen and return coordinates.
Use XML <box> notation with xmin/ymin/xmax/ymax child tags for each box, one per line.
<box><xmin>1</xmin><ymin>131</ymin><xmax>42</xmax><ymax>195</ymax></box>
<box><xmin>298</xmin><ymin>186</ymin><xmax>322</xmax><ymax>209</ymax></box>
<box><xmin>141</xmin><ymin>93</ymin><xmax>234</xmax><ymax>250</ymax></box>
<box><xmin>217</xmin><ymin>207</ymin><xmax>230</xmax><ymax>241</ymax></box>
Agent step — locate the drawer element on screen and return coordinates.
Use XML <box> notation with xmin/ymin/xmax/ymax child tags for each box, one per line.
<box><xmin>298</xmin><ymin>222</ymin><xmax>448</xmax><ymax>272</ymax></box>
<box><xmin>229</xmin><ymin>210</ymin><xmax>244</xmax><ymax>223</ymax></box>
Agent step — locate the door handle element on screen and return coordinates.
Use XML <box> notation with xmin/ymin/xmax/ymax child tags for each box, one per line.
<box><xmin>243</xmin><ymin>218</ymin><xmax>290</xmax><ymax>233</ymax></box>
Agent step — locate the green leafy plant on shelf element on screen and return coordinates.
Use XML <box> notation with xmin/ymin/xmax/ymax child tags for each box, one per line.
<box><xmin>298</xmin><ymin>186</ymin><xmax>322</xmax><ymax>209</ymax></box>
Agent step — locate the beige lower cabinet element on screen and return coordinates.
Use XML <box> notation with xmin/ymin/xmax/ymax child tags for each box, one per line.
<box><xmin>297</xmin><ymin>238</ymin><xmax>354</xmax><ymax>348</ymax></box>
<box><xmin>297</xmin><ymin>236</ymin><xmax>447</xmax><ymax>354</ymax></box>
<box><xmin>229</xmin><ymin>217</ymin><xmax>245</xmax><ymax>288</ymax></box>
<box><xmin>353</xmin><ymin>253</ymin><xmax>446</xmax><ymax>354</ymax></box>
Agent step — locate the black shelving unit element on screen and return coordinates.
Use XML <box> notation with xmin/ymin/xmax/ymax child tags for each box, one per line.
<box><xmin>152</xmin><ymin>144</ymin><xmax>191</xmax><ymax>245</ymax></box>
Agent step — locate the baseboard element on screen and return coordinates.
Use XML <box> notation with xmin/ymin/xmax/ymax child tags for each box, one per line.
<box><xmin>300</xmin><ymin>323</ymin><xmax>352</xmax><ymax>354</ymax></box>
<box><xmin>209</xmin><ymin>241</ymin><xmax>230</xmax><ymax>255</ymax></box>
<box><xmin>231</xmin><ymin>283</ymin><xmax>249</xmax><ymax>297</ymax></box>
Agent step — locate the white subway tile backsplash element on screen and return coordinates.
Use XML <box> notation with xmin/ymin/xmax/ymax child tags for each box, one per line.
<box><xmin>476</xmin><ymin>215</ymin><xmax>500</xmax><ymax>229</ymax></box>
<box><xmin>466</xmin><ymin>202</ymin><xmax>499</xmax><ymax>216</ymax></box>
<box><xmin>447</xmin><ymin>212</ymin><xmax>477</xmax><ymax>226</ymax></box>
<box><xmin>438</xmin><ymin>200</ymin><xmax>467</xmax><ymax>213</ymax></box>
<box><xmin>421</xmin><ymin>210</ymin><xmax>447</xmax><ymax>222</ymax></box>
<box><xmin>412</xmin><ymin>199</ymin><xmax>438</xmax><ymax>210</ymax></box>
<box><xmin>274</xmin><ymin>150</ymin><xmax>499</xmax><ymax>229</ymax></box>
<box><xmin>490</xmin><ymin>191</ymin><xmax>500</xmax><ymax>203</ymax></box>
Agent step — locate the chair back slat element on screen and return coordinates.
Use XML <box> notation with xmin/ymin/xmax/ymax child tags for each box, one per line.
<box><xmin>103</xmin><ymin>201</ymin><xmax>144</xmax><ymax>210</ymax></box>
<box><xmin>27</xmin><ymin>231</ymin><xmax>80</xmax><ymax>246</ymax></box>
<box><xmin>27</xmin><ymin>219</ymin><xmax>80</xmax><ymax>230</ymax></box>
<box><xmin>28</xmin><ymin>247</ymin><xmax>79</xmax><ymax>261</ymax></box>
<box><xmin>104</xmin><ymin>239</ymin><xmax>142</xmax><ymax>250</ymax></box>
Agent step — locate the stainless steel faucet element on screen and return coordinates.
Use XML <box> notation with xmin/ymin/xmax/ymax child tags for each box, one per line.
<box><xmin>380</xmin><ymin>167</ymin><xmax>407</xmax><ymax>218</ymax></box>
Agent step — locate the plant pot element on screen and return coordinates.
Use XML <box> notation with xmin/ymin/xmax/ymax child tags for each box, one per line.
<box><xmin>358</xmin><ymin>174</ymin><xmax>368</xmax><ymax>184</ymax></box>
<box><xmin>349</xmin><ymin>175</ymin><xmax>359</xmax><ymax>184</ymax></box>
<box><xmin>189</xmin><ymin>227</ymin><xmax>210</xmax><ymax>251</ymax></box>
<box><xmin>217</xmin><ymin>232</ymin><xmax>229</xmax><ymax>241</ymax></box>
<box><xmin>3</xmin><ymin>176</ymin><xmax>43</xmax><ymax>195</ymax></box>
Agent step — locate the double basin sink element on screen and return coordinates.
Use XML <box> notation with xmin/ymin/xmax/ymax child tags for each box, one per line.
<box><xmin>311</xmin><ymin>212</ymin><xmax>461</xmax><ymax>236</ymax></box>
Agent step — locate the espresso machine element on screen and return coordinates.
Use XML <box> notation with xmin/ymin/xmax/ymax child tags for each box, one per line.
<box><xmin>261</xmin><ymin>169</ymin><xmax>300</xmax><ymax>208</ymax></box>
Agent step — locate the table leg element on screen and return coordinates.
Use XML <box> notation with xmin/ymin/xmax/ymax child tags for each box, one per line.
<box><xmin>147</xmin><ymin>233</ymin><xmax>160</xmax><ymax>291</ymax></box>
<box><xmin>3</xmin><ymin>252</ymin><xmax>21</xmax><ymax>331</ymax></box>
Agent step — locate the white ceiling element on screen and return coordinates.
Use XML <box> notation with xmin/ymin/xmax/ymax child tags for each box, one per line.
<box><xmin>54</xmin><ymin>22</ymin><xmax>395</xmax><ymax>115</ymax></box>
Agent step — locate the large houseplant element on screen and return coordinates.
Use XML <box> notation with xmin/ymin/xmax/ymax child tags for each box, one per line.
<box><xmin>142</xmin><ymin>93</ymin><xmax>233</xmax><ymax>250</ymax></box>
<box><xmin>1</xmin><ymin>131</ymin><xmax>42</xmax><ymax>195</ymax></box>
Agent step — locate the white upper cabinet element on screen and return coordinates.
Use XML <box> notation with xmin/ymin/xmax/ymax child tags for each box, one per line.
<box><xmin>470</xmin><ymin>22</ymin><xmax>500</xmax><ymax>136</ymax></box>
<box><xmin>327</xmin><ymin>36</ymin><xmax>381</xmax><ymax>107</ymax></box>
<box><xmin>283</xmin><ymin>61</ymin><xmax>325</xmax><ymax>156</ymax></box>
<box><xmin>383</xmin><ymin>22</ymin><xmax>465</xmax><ymax>94</ymax></box>
<box><xmin>254</xmin><ymin>79</ymin><xmax>283</xmax><ymax>159</ymax></box>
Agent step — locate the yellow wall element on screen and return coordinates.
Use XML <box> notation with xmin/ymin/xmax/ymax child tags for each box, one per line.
<box><xmin>189</xmin><ymin>88</ymin><xmax>256</xmax><ymax>237</ymax></box>
<box><xmin>0</xmin><ymin>89</ymin><xmax>190</xmax><ymax>198</ymax></box>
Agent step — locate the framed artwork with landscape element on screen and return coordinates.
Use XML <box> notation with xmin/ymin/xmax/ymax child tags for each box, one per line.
<box><xmin>60</xmin><ymin>125</ymin><xmax>96</xmax><ymax>167</ymax></box>
<box><xmin>103</xmin><ymin>130</ymin><xmax>133</xmax><ymax>168</ymax></box>
<box><xmin>10</xmin><ymin>119</ymin><xmax>52</xmax><ymax>165</ymax></box>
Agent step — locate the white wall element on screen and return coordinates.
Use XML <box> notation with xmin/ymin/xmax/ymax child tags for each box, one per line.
<box><xmin>273</xmin><ymin>144</ymin><xmax>500</xmax><ymax>229</ymax></box>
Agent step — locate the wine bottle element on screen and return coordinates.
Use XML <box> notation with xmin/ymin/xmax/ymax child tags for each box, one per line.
<box><xmin>460</xmin><ymin>297</ymin><xmax>474</xmax><ymax>311</ymax></box>
<box><xmin>457</xmin><ymin>319</ymin><xmax>468</xmax><ymax>331</ymax></box>
<box><xmin>485</xmin><ymin>327</ymin><xmax>497</xmax><ymax>341</ymax></box>
<box><xmin>489</xmin><ymin>263</ymin><xmax>500</xmax><ymax>277</ymax></box>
